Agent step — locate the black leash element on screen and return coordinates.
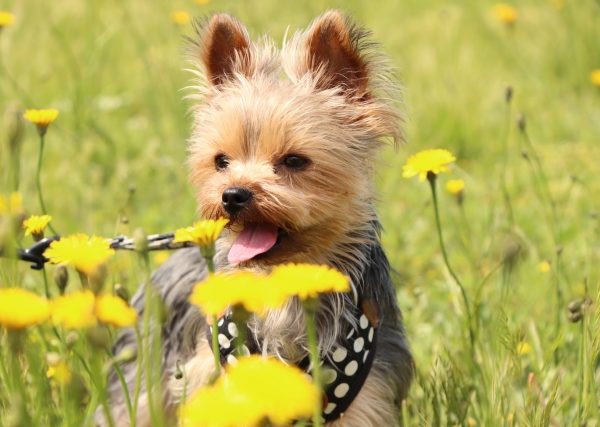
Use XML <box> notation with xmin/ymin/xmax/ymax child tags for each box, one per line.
<box><xmin>8</xmin><ymin>232</ymin><xmax>189</xmax><ymax>270</ymax></box>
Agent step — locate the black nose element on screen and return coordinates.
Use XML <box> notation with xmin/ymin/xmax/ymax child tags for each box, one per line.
<box><xmin>222</xmin><ymin>187</ymin><xmax>252</xmax><ymax>215</ymax></box>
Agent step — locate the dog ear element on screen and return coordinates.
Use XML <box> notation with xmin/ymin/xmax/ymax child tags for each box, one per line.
<box><xmin>194</xmin><ymin>14</ymin><xmax>253</xmax><ymax>86</ymax></box>
<box><xmin>304</xmin><ymin>10</ymin><xmax>370</xmax><ymax>98</ymax></box>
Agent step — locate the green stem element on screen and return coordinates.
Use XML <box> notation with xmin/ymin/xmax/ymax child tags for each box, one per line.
<box><xmin>211</xmin><ymin>314</ymin><xmax>221</xmax><ymax>378</ymax></box>
<box><xmin>304</xmin><ymin>303</ymin><xmax>323</xmax><ymax>427</ymax></box>
<box><xmin>90</xmin><ymin>351</ymin><xmax>115</xmax><ymax>427</ymax></box>
<box><xmin>108</xmin><ymin>350</ymin><xmax>135</xmax><ymax>427</ymax></box>
<box><xmin>132</xmin><ymin>327</ymin><xmax>144</xmax><ymax>423</ymax></box>
<box><xmin>142</xmin><ymin>280</ymin><xmax>158</xmax><ymax>426</ymax></box>
<box><xmin>428</xmin><ymin>174</ymin><xmax>475</xmax><ymax>352</ymax></box>
<box><xmin>202</xmin><ymin>247</ymin><xmax>221</xmax><ymax>377</ymax></box>
<box><xmin>35</xmin><ymin>133</ymin><xmax>57</xmax><ymax>234</ymax></box>
<box><xmin>42</xmin><ymin>267</ymin><xmax>51</xmax><ymax>298</ymax></box>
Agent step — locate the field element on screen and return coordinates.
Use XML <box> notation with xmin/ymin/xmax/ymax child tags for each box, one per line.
<box><xmin>1</xmin><ymin>0</ymin><xmax>599</xmax><ymax>426</ymax></box>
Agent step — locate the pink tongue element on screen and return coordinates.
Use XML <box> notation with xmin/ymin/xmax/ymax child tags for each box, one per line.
<box><xmin>228</xmin><ymin>223</ymin><xmax>278</xmax><ymax>265</ymax></box>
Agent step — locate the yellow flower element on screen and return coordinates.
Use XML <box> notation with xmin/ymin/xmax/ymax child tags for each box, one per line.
<box><xmin>23</xmin><ymin>108</ymin><xmax>59</xmax><ymax>135</ymax></box>
<box><xmin>493</xmin><ymin>3</ymin><xmax>518</xmax><ymax>25</ymax></box>
<box><xmin>51</xmin><ymin>290</ymin><xmax>97</xmax><ymax>329</ymax></box>
<box><xmin>445</xmin><ymin>179</ymin><xmax>465</xmax><ymax>196</ymax></box>
<box><xmin>538</xmin><ymin>260</ymin><xmax>551</xmax><ymax>273</ymax></box>
<box><xmin>402</xmin><ymin>149</ymin><xmax>456</xmax><ymax>181</ymax></box>
<box><xmin>516</xmin><ymin>341</ymin><xmax>532</xmax><ymax>355</ymax></box>
<box><xmin>47</xmin><ymin>361</ymin><xmax>72</xmax><ymax>385</ymax></box>
<box><xmin>171</xmin><ymin>10</ymin><xmax>191</xmax><ymax>26</ymax></box>
<box><xmin>173</xmin><ymin>218</ymin><xmax>229</xmax><ymax>247</ymax></box>
<box><xmin>44</xmin><ymin>234</ymin><xmax>115</xmax><ymax>276</ymax></box>
<box><xmin>23</xmin><ymin>214</ymin><xmax>52</xmax><ymax>237</ymax></box>
<box><xmin>0</xmin><ymin>288</ymin><xmax>50</xmax><ymax>330</ymax></box>
<box><xmin>269</xmin><ymin>263</ymin><xmax>350</xmax><ymax>300</ymax></box>
<box><xmin>0</xmin><ymin>192</ymin><xmax>23</xmax><ymax>215</ymax></box>
<box><xmin>190</xmin><ymin>272</ymin><xmax>285</xmax><ymax>316</ymax></box>
<box><xmin>180</xmin><ymin>356</ymin><xmax>319</xmax><ymax>427</ymax></box>
<box><xmin>590</xmin><ymin>69</ymin><xmax>600</xmax><ymax>87</ymax></box>
<box><xmin>95</xmin><ymin>294</ymin><xmax>137</xmax><ymax>327</ymax></box>
<box><xmin>0</xmin><ymin>11</ymin><xmax>15</xmax><ymax>28</ymax></box>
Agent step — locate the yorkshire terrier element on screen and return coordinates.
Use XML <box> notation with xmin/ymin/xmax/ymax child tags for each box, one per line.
<box><xmin>103</xmin><ymin>10</ymin><xmax>413</xmax><ymax>427</ymax></box>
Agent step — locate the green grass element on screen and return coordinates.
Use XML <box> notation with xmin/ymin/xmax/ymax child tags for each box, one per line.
<box><xmin>1</xmin><ymin>0</ymin><xmax>599</xmax><ymax>425</ymax></box>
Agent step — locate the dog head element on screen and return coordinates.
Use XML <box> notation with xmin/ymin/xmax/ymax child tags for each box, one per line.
<box><xmin>187</xmin><ymin>11</ymin><xmax>402</xmax><ymax>269</ymax></box>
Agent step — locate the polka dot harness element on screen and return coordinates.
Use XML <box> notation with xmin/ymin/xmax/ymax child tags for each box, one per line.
<box><xmin>208</xmin><ymin>297</ymin><xmax>379</xmax><ymax>423</ymax></box>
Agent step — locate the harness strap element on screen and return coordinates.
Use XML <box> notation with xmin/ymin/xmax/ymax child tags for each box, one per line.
<box><xmin>207</xmin><ymin>298</ymin><xmax>380</xmax><ymax>423</ymax></box>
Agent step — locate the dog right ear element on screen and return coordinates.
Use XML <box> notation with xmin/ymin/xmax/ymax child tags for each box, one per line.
<box><xmin>193</xmin><ymin>14</ymin><xmax>253</xmax><ymax>86</ymax></box>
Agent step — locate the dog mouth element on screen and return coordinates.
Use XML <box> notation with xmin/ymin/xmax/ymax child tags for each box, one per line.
<box><xmin>227</xmin><ymin>223</ymin><xmax>284</xmax><ymax>265</ymax></box>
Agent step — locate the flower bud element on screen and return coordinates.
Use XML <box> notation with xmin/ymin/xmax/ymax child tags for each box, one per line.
<box><xmin>45</xmin><ymin>352</ymin><xmax>62</xmax><ymax>366</ymax></box>
<box><xmin>53</xmin><ymin>265</ymin><xmax>69</xmax><ymax>294</ymax></box>
<box><xmin>114</xmin><ymin>347</ymin><xmax>137</xmax><ymax>364</ymax></box>
<box><xmin>65</xmin><ymin>331</ymin><xmax>79</xmax><ymax>350</ymax></box>
<box><xmin>86</xmin><ymin>326</ymin><xmax>111</xmax><ymax>349</ymax></box>
<box><xmin>517</xmin><ymin>113</ymin><xmax>526</xmax><ymax>132</ymax></box>
<box><xmin>505</xmin><ymin>86</ymin><xmax>513</xmax><ymax>104</ymax></box>
<box><xmin>114</xmin><ymin>283</ymin><xmax>130</xmax><ymax>302</ymax></box>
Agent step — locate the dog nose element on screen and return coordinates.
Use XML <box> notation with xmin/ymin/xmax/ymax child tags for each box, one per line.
<box><xmin>222</xmin><ymin>187</ymin><xmax>252</xmax><ymax>215</ymax></box>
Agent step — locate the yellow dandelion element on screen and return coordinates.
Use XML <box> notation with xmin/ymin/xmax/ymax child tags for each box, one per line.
<box><xmin>493</xmin><ymin>3</ymin><xmax>518</xmax><ymax>26</ymax></box>
<box><xmin>0</xmin><ymin>192</ymin><xmax>23</xmax><ymax>215</ymax></box>
<box><xmin>47</xmin><ymin>361</ymin><xmax>72</xmax><ymax>385</ymax></box>
<box><xmin>180</xmin><ymin>356</ymin><xmax>319</xmax><ymax>427</ymax></box>
<box><xmin>171</xmin><ymin>10</ymin><xmax>191</xmax><ymax>26</ymax></box>
<box><xmin>44</xmin><ymin>234</ymin><xmax>114</xmax><ymax>276</ymax></box>
<box><xmin>190</xmin><ymin>272</ymin><xmax>285</xmax><ymax>316</ymax></box>
<box><xmin>445</xmin><ymin>179</ymin><xmax>465</xmax><ymax>196</ymax></box>
<box><xmin>269</xmin><ymin>263</ymin><xmax>350</xmax><ymax>301</ymax></box>
<box><xmin>23</xmin><ymin>214</ymin><xmax>52</xmax><ymax>238</ymax></box>
<box><xmin>0</xmin><ymin>11</ymin><xmax>15</xmax><ymax>28</ymax></box>
<box><xmin>51</xmin><ymin>290</ymin><xmax>97</xmax><ymax>329</ymax></box>
<box><xmin>0</xmin><ymin>288</ymin><xmax>50</xmax><ymax>330</ymax></box>
<box><xmin>467</xmin><ymin>417</ymin><xmax>477</xmax><ymax>427</ymax></box>
<box><xmin>516</xmin><ymin>341</ymin><xmax>532</xmax><ymax>355</ymax></box>
<box><xmin>402</xmin><ymin>149</ymin><xmax>456</xmax><ymax>181</ymax></box>
<box><xmin>538</xmin><ymin>260</ymin><xmax>551</xmax><ymax>273</ymax></box>
<box><xmin>590</xmin><ymin>69</ymin><xmax>600</xmax><ymax>87</ymax></box>
<box><xmin>173</xmin><ymin>218</ymin><xmax>229</xmax><ymax>248</ymax></box>
<box><xmin>23</xmin><ymin>108</ymin><xmax>59</xmax><ymax>135</ymax></box>
<box><xmin>95</xmin><ymin>294</ymin><xmax>137</xmax><ymax>327</ymax></box>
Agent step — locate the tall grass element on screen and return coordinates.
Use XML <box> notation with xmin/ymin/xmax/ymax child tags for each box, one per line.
<box><xmin>1</xmin><ymin>0</ymin><xmax>599</xmax><ymax>425</ymax></box>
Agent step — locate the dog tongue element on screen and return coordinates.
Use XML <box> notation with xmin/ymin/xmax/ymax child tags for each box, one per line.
<box><xmin>228</xmin><ymin>223</ymin><xmax>278</xmax><ymax>265</ymax></box>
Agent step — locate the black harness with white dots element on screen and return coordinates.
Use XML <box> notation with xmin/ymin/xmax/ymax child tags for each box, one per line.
<box><xmin>208</xmin><ymin>297</ymin><xmax>380</xmax><ymax>423</ymax></box>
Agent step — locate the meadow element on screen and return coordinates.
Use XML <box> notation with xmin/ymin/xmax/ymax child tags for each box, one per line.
<box><xmin>1</xmin><ymin>0</ymin><xmax>599</xmax><ymax>426</ymax></box>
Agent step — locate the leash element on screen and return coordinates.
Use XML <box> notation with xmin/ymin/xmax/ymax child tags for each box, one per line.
<box><xmin>9</xmin><ymin>232</ymin><xmax>190</xmax><ymax>270</ymax></box>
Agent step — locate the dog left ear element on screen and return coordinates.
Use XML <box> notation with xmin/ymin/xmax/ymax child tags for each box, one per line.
<box><xmin>304</xmin><ymin>10</ymin><xmax>370</xmax><ymax>99</ymax></box>
<box><xmin>193</xmin><ymin>14</ymin><xmax>254</xmax><ymax>86</ymax></box>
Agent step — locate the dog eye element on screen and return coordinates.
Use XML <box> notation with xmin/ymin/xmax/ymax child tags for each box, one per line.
<box><xmin>215</xmin><ymin>154</ymin><xmax>229</xmax><ymax>171</ymax></box>
<box><xmin>283</xmin><ymin>155</ymin><xmax>310</xmax><ymax>170</ymax></box>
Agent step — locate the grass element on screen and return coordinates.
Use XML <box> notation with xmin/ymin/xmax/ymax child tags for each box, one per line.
<box><xmin>1</xmin><ymin>0</ymin><xmax>599</xmax><ymax>425</ymax></box>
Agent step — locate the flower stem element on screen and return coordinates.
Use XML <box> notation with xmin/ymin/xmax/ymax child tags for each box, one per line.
<box><xmin>428</xmin><ymin>174</ymin><xmax>475</xmax><ymax>351</ymax></box>
<box><xmin>211</xmin><ymin>314</ymin><xmax>221</xmax><ymax>377</ymax></box>
<box><xmin>42</xmin><ymin>267</ymin><xmax>51</xmax><ymax>298</ymax></box>
<box><xmin>304</xmin><ymin>301</ymin><xmax>322</xmax><ymax>427</ymax></box>
<box><xmin>35</xmin><ymin>133</ymin><xmax>57</xmax><ymax>234</ymax></box>
<box><xmin>201</xmin><ymin>246</ymin><xmax>221</xmax><ymax>377</ymax></box>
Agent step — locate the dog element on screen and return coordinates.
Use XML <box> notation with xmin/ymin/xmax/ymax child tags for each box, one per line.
<box><xmin>102</xmin><ymin>10</ymin><xmax>413</xmax><ymax>426</ymax></box>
